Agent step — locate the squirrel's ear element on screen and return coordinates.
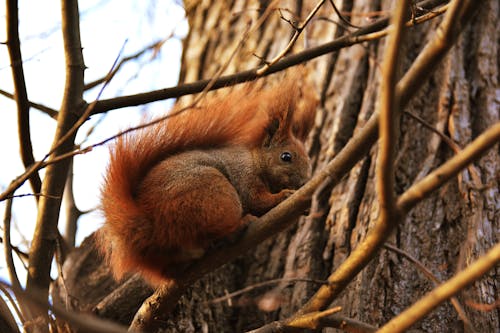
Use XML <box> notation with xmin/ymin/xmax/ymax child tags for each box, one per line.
<box><xmin>263</xmin><ymin>107</ymin><xmax>294</xmax><ymax>147</ymax></box>
<box><xmin>263</xmin><ymin>118</ymin><xmax>280</xmax><ymax>147</ymax></box>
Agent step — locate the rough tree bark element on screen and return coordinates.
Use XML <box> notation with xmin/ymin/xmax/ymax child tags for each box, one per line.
<box><xmin>53</xmin><ymin>1</ymin><xmax>498</xmax><ymax>332</ymax></box>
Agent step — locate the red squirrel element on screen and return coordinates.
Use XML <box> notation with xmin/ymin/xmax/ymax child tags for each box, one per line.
<box><xmin>98</xmin><ymin>75</ymin><xmax>317</xmax><ymax>285</ymax></box>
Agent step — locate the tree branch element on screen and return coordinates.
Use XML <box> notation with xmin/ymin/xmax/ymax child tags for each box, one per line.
<box><xmin>257</xmin><ymin>0</ymin><xmax>327</xmax><ymax>75</ymax></box>
<box><xmin>376</xmin><ymin>0</ymin><xmax>408</xmax><ymax>256</ymax></box>
<box><xmin>6</xmin><ymin>0</ymin><xmax>42</xmax><ymax>197</ymax></box>
<box><xmin>0</xmin><ymin>89</ymin><xmax>58</xmax><ymax>118</ymax></box>
<box><xmin>90</xmin><ymin>0</ymin><xmax>448</xmax><ymax>115</ymax></box>
<box><xmin>377</xmin><ymin>243</ymin><xmax>500</xmax><ymax>333</ymax></box>
<box><xmin>384</xmin><ymin>244</ymin><xmax>477</xmax><ymax>332</ymax></box>
<box><xmin>25</xmin><ymin>0</ymin><xmax>85</xmax><ymax>329</ymax></box>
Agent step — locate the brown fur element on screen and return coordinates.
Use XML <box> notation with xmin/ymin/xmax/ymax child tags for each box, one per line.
<box><xmin>98</xmin><ymin>74</ymin><xmax>317</xmax><ymax>285</ymax></box>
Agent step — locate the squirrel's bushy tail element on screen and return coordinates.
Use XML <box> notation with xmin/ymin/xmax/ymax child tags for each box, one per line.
<box><xmin>98</xmin><ymin>75</ymin><xmax>316</xmax><ymax>281</ymax></box>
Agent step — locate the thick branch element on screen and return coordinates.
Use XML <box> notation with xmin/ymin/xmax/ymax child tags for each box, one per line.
<box><xmin>25</xmin><ymin>0</ymin><xmax>85</xmax><ymax>327</ymax></box>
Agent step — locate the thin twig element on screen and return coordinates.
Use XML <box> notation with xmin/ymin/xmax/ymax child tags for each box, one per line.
<box><xmin>0</xmin><ymin>281</ymin><xmax>130</xmax><ymax>333</ymax></box>
<box><xmin>0</xmin><ymin>89</ymin><xmax>58</xmax><ymax>119</ymax></box>
<box><xmin>384</xmin><ymin>243</ymin><xmax>477</xmax><ymax>333</ymax></box>
<box><xmin>377</xmin><ymin>243</ymin><xmax>500</xmax><ymax>333</ymax></box>
<box><xmin>0</xmin><ymin>282</ymin><xmax>22</xmax><ymax>332</ymax></box>
<box><xmin>90</xmin><ymin>0</ymin><xmax>449</xmax><ymax>115</ymax></box>
<box><xmin>0</xmin><ymin>41</ymin><xmax>125</xmax><ymax>204</ymax></box>
<box><xmin>84</xmin><ymin>36</ymin><xmax>174</xmax><ymax>90</ymax></box>
<box><xmin>209</xmin><ymin>277</ymin><xmax>328</xmax><ymax>304</ymax></box>
<box><xmin>2</xmin><ymin>194</ymin><xmax>27</xmax><ymax>323</ymax></box>
<box><xmin>286</xmin><ymin>306</ymin><xmax>342</xmax><ymax>330</ymax></box>
<box><xmin>328</xmin><ymin>0</ymin><xmax>362</xmax><ymax>29</ymax></box>
<box><xmin>397</xmin><ymin>122</ymin><xmax>500</xmax><ymax>214</ymax></box>
<box><xmin>403</xmin><ymin>110</ymin><xmax>461</xmax><ymax>153</ymax></box>
<box><xmin>257</xmin><ymin>0</ymin><xmax>327</xmax><ymax>75</ymax></box>
<box><xmin>376</xmin><ymin>0</ymin><xmax>408</xmax><ymax>255</ymax></box>
<box><xmin>6</xmin><ymin>0</ymin><xmax>42</xmax><ymax>198</ymax></box>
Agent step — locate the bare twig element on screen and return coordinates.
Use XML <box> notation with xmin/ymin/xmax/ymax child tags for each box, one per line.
<box><xmin>397</xmin><ymin>122</ymin><xmax>500</xmax><ymax>214</ymax></box>
<box><xmin>403</xmin><ymin>110</ymin><xmax>461</xmax><ymax>153</ymax></box>
<box><xmin>328</xmin><ymin>0</ymin><xmax>362</xmax><ymax>29</ymax></box>
<box><xmin>209</xmin><ymin>277</ymin><xmax>328</xmax><ymax>304</ymax></box>
<box><xmin>384</xmin><ymin>244</ymin><xmax>477</xmax><ymax>333</ymax></box>
<box><xmin>377</xmin><ymin>243</ymin><xmax>500</xmax><ymax>333</ymax></box>
<box><xmin>285</xmin><ymin>306</ymin><xmax>342</xmax><ymax>330</ymax></box>
<box><xmin>0</xmin><ymin>42</ymin><xmax>125</xmax><ymax>205</ymax></box>
<box><xmin>0</xmin><ymin>281</ymin><xmax>130</xmax><ymax>333</ymax></box>
<box><xmin>2</xmin><ymin>194</ymin><xmax>27</xmax><ymax>323</ymax></box>
<box><xmin>320</xmin><ymin>315</ymin><xmax>378</xmax><ymax>333</ymax></box>
<box><xmin>257</xmin><ymin>0</ymin><xmax>327</xmax><ymax>75</ymax></box>
<box><xmin>90</xmin><ymin>0</ymin><xmax>449</xmax><ymax>115</ymax></box>
<box><xmin>6</xmin><ymin>0</ymin><xmax>42</xmax><ymax>198</ymax></box>
<box><xmin>376</xmin><ymin>0</ymin><xmax>408</xmax><ymax>253</ymax></box>
<box><xmin>0</xmin><ymin>236</ymin><xmax>29</xmax><ymax>261</ymax></box>
<box><xmin>0</xmin><ymin>89</ymin><xmax>58</xmax><ymax>119</ymax></box>
<box><xmin>84</xmin><ymin>37</ymin><xmax>171</xmax><ymax>90</ymax></box>
<box><xmin>248</xmin><ymin>310</ymin><xmax>379</xmax><ymax>333</ymax></box>
<box><xmin>0</xmin><ymin>283</ymin><xmax>21</xmax><ymax>333</ymax></box>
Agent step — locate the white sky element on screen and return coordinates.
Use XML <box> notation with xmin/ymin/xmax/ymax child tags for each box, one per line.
<box><xmin>0</xmin><ymin>0</ymin><xmax>188</xmax><ymax>284</ymax></box>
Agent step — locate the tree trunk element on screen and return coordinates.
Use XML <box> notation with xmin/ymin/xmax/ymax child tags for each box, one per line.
<box><xmin>54</xmin><ymin>1</ymin><xmax>499</xmax><ymax>332</ymax></box>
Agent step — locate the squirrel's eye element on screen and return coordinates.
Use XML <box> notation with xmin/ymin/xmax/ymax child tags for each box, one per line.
<box><xmin>280</xmin><ymin>152</ymin><xmax>292</xmax><ymax>162</ymax></box>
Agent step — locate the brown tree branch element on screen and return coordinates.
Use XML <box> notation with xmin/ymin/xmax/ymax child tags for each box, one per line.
<box><xmin>377</xmin><ymin>243</ymin><xmax>500</xmax><ymax>333</ymax></box>
<box><xmin>25</xmin><ymin>0</ymin><xmax>85</xmax><ymax>329</ymax></box>
<box><xmin>396</xmin><ymin>121</ymin><xmax>500</xmax><ymax>214</ymax></box>
<box><xmin>6</xmin><ymin>0</ymin><xmax>42</xmax><ymax>198</ymax></box>
<box><xmin>0</xmin><ymin>283</ymin><xmax>21</xmax><ymax>333</ymax></box>
<box><xmin>209</xmin><ymin>277</ymin><xmax>328</xmax><ymax>305</ymax></box>
<box><xmin>0</xmin><ymin>89</ymin><xmax>58</xmax><ymax>119</ymax></box>
<box><xmin>376</xmin><ymin>0</ymin><xmax>408</xmax><ymax>259</ymax></box>
<box><xmin>1</xmin><ymin>281</ymin><xmax>130</xmax><ymax>333</ymax></box>
<box><xmin>84</xmin><ymin>38</ymin><xmax>171</xmax><ymax>90</ymax></box>
<box><xmin>2</xmin><ymin>194</ymin><xmax>29</xmax><ymax>325</ymax></box>
<box><xmin>90</xmin><ymin>0</ymin><xmax>448</xmax><ymax>115</ymax></box>
<box><xmin>257</xmin><ymin>0</ymin><xmax>327</xmax><ymax>75</ymax></box>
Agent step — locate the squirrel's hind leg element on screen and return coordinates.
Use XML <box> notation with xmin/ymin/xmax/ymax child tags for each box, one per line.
<box><xmin>138</xmin><ymin>162</ymin><xmax>246</xmax><ymax>252</ymax></box>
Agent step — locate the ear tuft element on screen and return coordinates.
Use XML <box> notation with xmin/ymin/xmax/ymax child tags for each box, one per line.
<box><xmin>263</xmin><ymin>118</ymin><xmax>280</xmax><ymax>147</ymax></box>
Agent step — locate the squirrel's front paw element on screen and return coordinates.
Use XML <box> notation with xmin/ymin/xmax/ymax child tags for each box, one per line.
<box><xmin>279</xmin><ymin>189</ymin><xmax>295</xmax><ymax>199</ymax></box>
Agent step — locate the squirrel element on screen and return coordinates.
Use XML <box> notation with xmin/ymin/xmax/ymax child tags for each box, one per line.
<box><xmin>98</xmin><ymin>74</ymin><xmax>318</xmax><ymax>285</ymax></box>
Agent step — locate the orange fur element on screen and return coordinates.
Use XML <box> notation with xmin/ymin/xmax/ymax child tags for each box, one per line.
<box><xmin>98</xmin><ymin>74</ymin><xmax>317</xmax><ymax>285</ymax></box>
